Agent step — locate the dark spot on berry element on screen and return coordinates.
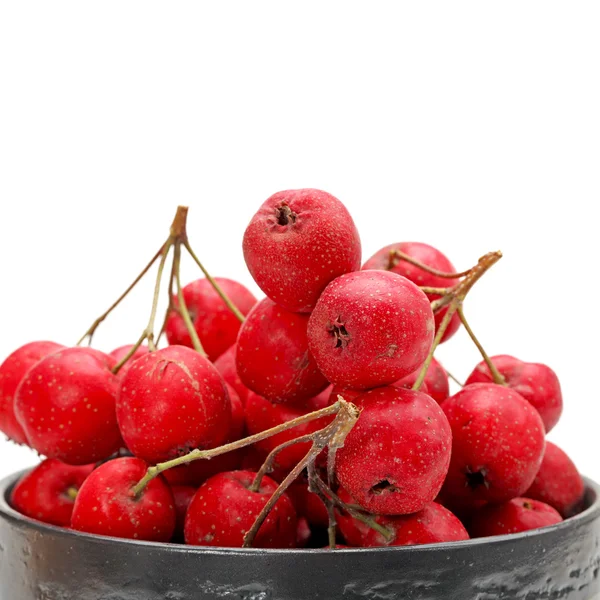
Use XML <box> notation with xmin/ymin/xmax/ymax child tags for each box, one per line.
<box><xmin>465</xmin><ymin>467</ymin><xmax>489</xmax><ymax>490</ymax></box>
<box><xmin>370</xmin><ymin>479</ymin><xmax>401</xmax><ymax>495</ymax></box>
<box><xmin>327</xmin><ymin>317</ymin><xmax>351</xmax><ymax>349</ymax></box>
<box><xmin>522</xmin><ymin>500</ymin><xmax>534</xmax><ymax>510</ymax></box>
<box><xmin>276</xmin><ymin>203</ymin><xmax>297</xmax><ymax>226</ymax></box>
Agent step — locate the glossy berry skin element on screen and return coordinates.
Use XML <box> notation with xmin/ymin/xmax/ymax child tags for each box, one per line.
<box><xmin>296</xmin><ymin>517</ymin><xmax>311</xmax><ymax>548</ymax></box>
<box><xmin>440</xmin><ymin>383</ymin><xmax>545</xmax><ymax>512</ymax></box>
<box><xmin>10</xmin><ymin>458</ymin><xmax>93</xmax><ymax>526</ymax></box>
<box><xmin>308</xmin><ymin>271</ymin><xmax>435</xmax><ymax>390</ymax></box>
<box><xmin>525</xmin><ymin>442</ymin><xmax>585</xmax><ymax>517</ymax></box>
<box><xmin>109</xmin><ymin>344</ymin><xmax>149</xmax><ymax>379</ymax></box>
<box><xmin>237</xmin><ymin>298</ymin><xmax>328</xmax><ymax>404</ymax></box>
<box><xmin>469</xmin><ymin>497</ymin><xmax>562</xmax><ymax>538</ymax></box>
<box><xmin>0</xmin><ymin>341</ymin><xmax>64</xmax><ymax>445</ymax></box>
<box><xmin>184</xmin><ymin>470</ymin><xmax>297</xmax><ymax>548</ymax></box>
<box><xmin>171</xmin><ymin>484</ymin><xmax>197</xmax><ymax>541</ymax></box>
<box><xmin>362</xmin><ymin>242</ymin><xmax>461</xmax><ymax>343</ymax></box>
<box><xmin>363</xmin><ymin>502</ymin><xmax>469</xmax><ymax>547</ymax></box>
<box><xmin>71</xmin><ymin>457</ymin><xmax>176</xmax><ymax>542</ymax></box>
<box><xmin>242</xmin><ymin>188</ymin><xmax>362</xmax><ymax>313</ymax></box>
<box><xmin>165</xmin><ymin>278</ymin><xmax>257</xmax><ymax>362</ymax></box>
<box><xmin>15</xmin><ymin>347</ymin><xmax>122</xmax><ymax>465</ymax></box>
<box><xmin>335</xmin><ymin>386</ymin><xmax>452</xmax><ymax>515</ymax></box>
<box><xmin>245</xmin><ymin>387</ymin><xmax>333</xmax><ymax>472</ymax></box>
<box><xmin>213</xmin><ymin>344</ymin><xmax>252</xmax><ymax>406</ymax></box>
<box><xmin>287</xmin><ymin>479</ymin><xmax>329</xmax><ymax>528</ymax></box>
<box><xmin>465</xmin><ymin>355</ymin><xmax>563</xmax><ymax>432</ymax></box>
<box><xmin>117</xmin><ymin>346</ymin><xmax>231</xmax><ymax>464</ymax></box>
<box><xmin>413</xmin><ymin>357</ymin><xmax>450</xmax><ymax>404</ymax></box>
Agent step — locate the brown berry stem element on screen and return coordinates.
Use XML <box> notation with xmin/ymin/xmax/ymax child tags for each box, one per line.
<box><xmin>419</xmin><ymin>286</ymin><xmax>451</xmax><ymax>296</ymax></box>
<box><xmin>457</xmin><ymin>306</ymin><xmax>506</xmax><ymax>386</ymax></box>
<box><xmin>173</xmin><ymin>242</ymin><xmax>206</xmax><ymax>356</ymax></box>
<box><xmin>131</xmin><ymin>400</ymin><xmax>355</xmax><ymax>498</ymax></box>
<box><xmin>307</xmin><ymin>461</ymin><xmax>337</xmax><ymax>548</ymax></box>
<box><xmin>389</xmin><ymin>250</ymin><xmax>473</xmax><ymax>278</ymax></box>
<box><xmin>183</xmin><ymin>240</ymin><xmax>246</xmax><ymax>323</ymax></box>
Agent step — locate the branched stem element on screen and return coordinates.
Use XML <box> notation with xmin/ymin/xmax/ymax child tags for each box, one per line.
<box><xmin>419</xmin><ymin>286</ymin><xmax>451</xmax><ymax>296</ymax></box>
<box><xmin>389</xmin><ymin>250</ymin><xmax>472</xmax><ymax>279</ymax></box>
<box><xmin>457</xmin><ymin>306</ymin><xmax>506</xmax><ymax>386</ymax></box>
<box><xmin>184</xmin><ymin>240</ymin><xmax>245</xmax><ymax>323</ymax></box>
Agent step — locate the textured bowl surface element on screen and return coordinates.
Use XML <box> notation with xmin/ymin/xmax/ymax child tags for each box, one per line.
<box><xmin>1</xmin><ymin>470</ymin><xmax>599</xmax><ymax>600</ymax></box>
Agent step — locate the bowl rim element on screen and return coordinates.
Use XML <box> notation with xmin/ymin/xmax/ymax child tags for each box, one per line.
<box><xmin>1</xmin><ymin>469</ymin><xmax>598</xmax><ymax>556</ymax></box>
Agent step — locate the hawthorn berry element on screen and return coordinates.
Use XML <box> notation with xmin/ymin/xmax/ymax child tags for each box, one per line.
<box><xmin>116</xmin><ymin>345</ymin><xmax>231</xmax><ymax>464</ymax></box>
<box><xmin>10</xmin><ymin>458</ymin><xmax>93</xmax><ymax>526</ymax></box>
<box><xmin>170</xmin><ymin>484</ymin><xmax>197</xmax><ymax>541</ymax></box>
<box><xmin>524</xmin><ymin>441</ymin><xmax>585</xmax><ymax>517</ymax></box>
<box><xmin>0</xmin><ymin>341</ymin><xmax>64</xmax><ymax>445</ymax></box>
<box><xmin>244</xmin><ymin>386</ymin><xmax>333</xmax><ymax>473</ymax></box>
<box><xmin>184</xmin><ymin>470</ymin><xmax>297</xmax><ymax>548</ymax></box>
<box><xmin>14</xmin><ymin>347</ymin><xmax>122</xmax><ymax>465</ymax></box>
<box><xmin>465</xmin><ymin>354</ymin><xmax>562</xmax><ymax>432</ymax></box>
<box><xmin>165</xmin><ymin>277</ymin><xmax>256</xmax><ymax>361</ymax></box>
<box><xmin>71</xmin><ymin>457</ymin><xmax>175</xmax><ymax>542</ymax></box>
<box><xmin>242</xmin><ymin>188</ymin><xmax>361</xmax><ymax>313</ymax></box>
<box><xmin>109</xmin><ymin>344</ymin><xmax>149</xmax><ymax>379</ymax></box>
<box><xmin>287</xmin><ymin>478</ymin><xmax>329</xmax><ymax>528</ymax></box>
<box><xmin>468</xmin><ymin>497</ymin><xmax>562</xmax><ymax>538</ymax></box>
<box><xmin>335</xmin><ymin>386</ymin><xmax>452</xmax><ymax>515</ymax></box>
<box><xmin>307</xmin><ymin>270</ymin><xmax>434</xmax><ymax>389</ymax></box>
<box><xmin>213</xmin><ymin>344</ymin><xmax>252</xmax><ymax>405</ymax></box>
<box><xmin>440</xmin><ymin>383</ymin><xmax>545</xmax><ymax>512</ymax></box>
<box><xmin>362</xmin><ymin>241</ymin><xmax>461</xmax><ymax>343</ymax></box>
<box><xmin>236</xmin><ymin>298</ymin><xmax>328</xmax><ymax>404</ymax></box>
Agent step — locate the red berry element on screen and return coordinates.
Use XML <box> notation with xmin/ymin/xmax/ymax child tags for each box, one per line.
<box><xmin>10</xmin><ymin>458</ymin><xmax>93</xmax><ymax>526</ymax></box>
<box><xmin>440</xmin><ymin>383</ymin><xmax>546</xmax><ymax>511</ymax></box>
<box><xmin>362</xmin><ymin>502</ymin><xmax>469</xmax><ymax>547</ymax></box>
<box><xmin>108</xmin><ymin>344</ymin><xmax>149</xmax><ymax>379</ymax></box>
<box><xmin>245</xmin><ymin>387</ymin><xmax>333</xmax><ymax>472</ymax></box>
<box><xmin>287</xmin><ymin>479</ymin><xmax>329</xmax><ymax>528</ymax></box>
<box><xmin>524</xmin><ymin>441</ymin><xmax>585</xmax><ymax>517</ymax></box>
<box><xmin>296</xmin><ymin>516</ymin><xmax>312</xmax><ymax>548</ymax></box>
<box><xmin>335</xmin><ymin>386</ymin><xmax>452</xmax><ymax>515</ymax></box>
<box><xmin>116</xmin><ymin>346</ymin><xmax>231</xmax><ymax>464</ymax></box>
<box><xmin>465</xmin><ymin>355</ymin><xmax>563</xmax><ymax>432</ymax></box>
<box><xmin>165</xmin><ymin>278</ymin><xmax>257</xmax><ymax>362</ymax></box>
<box><xmin>468</xmin><ymin>497</ymin><xmax>562</xmax><ymax>538</ymax></box>
<box><xmin>328</xmin><ymin>385</ymin><xmax>363</xmax><ymax>404</ymax></box>
<box><xmin>71</xmin><ymin>457</ymin><xmax>175</xmax><ymax>542</ymax></box>
<box><xmin>307</xmin><ymin>271</ymin><xmax>434</xmax><ymax>389</ymax></box>
<box><xmin>243</xmin><ymin>188</ymin><xmax>361</xmax><ymax>313</ymax></box>
<box><xmin>0</xmin><ymin>341</ymin><xmax>64</xmax><ymax>445</ymax></box>
<box><xmin>14</xmin><ymin>347</ymin><xmax>122</xmax><ymax>465</ymax></box>
<box><xmin>417</xmin><ymin>357</ymin><xmax>450</xmax><ymax>404</ymax></box>
<box><xmin>236</xmin><ymin>298</ymin><xmax>328</xmax><ymax>404</ymax></box>
<box><xmin>362</xmin><ymin>242</ymin><xmax>461</xmax><ymax>343</ymax></box>
<box><xmin>171</xmin><ymin>484</ymin><xmax>197</xmax><ymax>541</ymax></box>
<box><xmin>184</xmin><ymin>470</ymin><xmax>297</xmax><ymax>548</ymax></box>
<box><xmin>213</xmin><ymin>344</ymin><xmax>252</xmax><ymax>406</ymax></box>
<box><xmin>391</xmin><ymin>370</ymin><xmax>430</xmax><ymax>395</ymax></box>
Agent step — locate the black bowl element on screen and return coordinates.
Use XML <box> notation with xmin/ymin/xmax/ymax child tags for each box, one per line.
<box><xmin>1</xmin><ymin>470</ymin><xmax>599</xmax><ymax>600</ymax></box>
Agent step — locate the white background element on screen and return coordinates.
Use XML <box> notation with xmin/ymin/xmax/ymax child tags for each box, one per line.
<box><xmin>0</xmin><ymin>3</ymin><xmax>598</xmax><ymax>482</ymax></box>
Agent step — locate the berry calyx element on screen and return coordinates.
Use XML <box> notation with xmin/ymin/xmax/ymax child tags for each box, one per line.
<box><xmin>308</xmin><ymin>270</ymin><xmax>434</xmax><ymax>389</ymax></box>
<box><xmin>0</xmin><ymin>340</ymin><xmax>64</xmax><ymax>445</ymax></box>
<box><xmin>243</xmin><ymin>189</ymin><xmax>362</xmax><ymax>313</ymax></box>
<box><xmin>10</xmin><ymin>458</ymin><xmax>93</xmax><ymax>526</ymax></box>
<box><xmin>184</xmin><ymin>470</ymin><xmax>297</xmax><ymax>548</ymax></box>
<box><xmin>71</xmin><ymin>457</ymin><xmax>176</xmax><ymax>542</ymax></box>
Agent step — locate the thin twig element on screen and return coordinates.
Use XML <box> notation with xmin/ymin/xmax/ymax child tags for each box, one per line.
<box><xmin>389</xmin><ymin>249</ymin><xmax>472</xmax><ymax>279</ymax></box>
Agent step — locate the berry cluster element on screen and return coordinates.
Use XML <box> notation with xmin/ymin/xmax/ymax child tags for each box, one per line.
<box><xmin>0</xmin><ymin>190</ymin><xmax>585</xmax><ymax>549</ymax></box>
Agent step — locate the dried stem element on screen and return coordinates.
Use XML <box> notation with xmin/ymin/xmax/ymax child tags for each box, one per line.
<box><xmin>419</xmin><ymin>286</ymin><xmax>451</xmax><ymax>296</ymax></box>
<box><xmin>457</xmin><ymin>306</ymin><xmax>506</xmax><ymax>386</ymax></box>
<box><xmin>183</xmin><ymin>240</ymin><xmax>245</xmax><ymax>323</ymax></box>
<box><xmin>308</xmin><ymin>461</ymin><xmax>337</xmax><ymax>548</ymax></box>
<box><xmin>389</xmin><ymin>249</ymin><xmax>472</xmax><ymax>279</ymax></box>
<box><xmin>131</xmin><ymin>400</ymin><xmax>351</xmax><ymax>498</ymax></box>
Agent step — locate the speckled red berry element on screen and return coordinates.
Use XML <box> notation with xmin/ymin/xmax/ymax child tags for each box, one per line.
<box><xmin>307</xmin><ymin>271</ymin><xmax>434</xmax><ymax>389</ymax></box>
<box><xmin>0</xmin><ymin>341</ymin><xmax>64</xmax><ymax>445</ymax></box>
<box><xmin>335</xmin><ymin>386</ymin><xmax>451</xmax><ymax>515</ymax></box>
<box><xmin>439</xmin><ymin>383</ymin><xmax>545</xmax><ymax>512</ymax></box>
<box><xmin>184</xmin><ymin>470</ymin><xmax>297</xmax><ymax>548</ymax></box>
<box><xmin>362</xmin><ymin>241</ymin><xmax>461</xmax><ymax>343</ymax></box>
<box><xmin>236</xmin><ymin>298</ymin><xmax>328</xmax><ymax>404</ymax></box>
<box><xmin>109</xmin><ymin>344</ymin><xmax>149</xmax><ymax>380</ymax></box>
<box><xmin>243</xmin><ymin>189</ymin><xmax>361</xmax><ymax>313</ymax></box>
<box><xmin>469</xmin><ymin>497</ymin><xmax>562</xmax><ymax>538</ymax></box>
<box><xmin>397</xmin><ymin>357</ymin><xmax>449</xmax><ymax>404</ymax></box>
<box><xmin>116</xmin><ymin>345</ymin><xmax>231</xmax><ymax>464</ymax></box>
<box><xmin>10</xmin><ymin>458</ymin><xmax>93</xmax><ymax>526</ymax></box>
<box><xmin>71</xmin><ymin>457</ymin><xmax>175</xmax><ymax>541</ymax></box>
<box><xmin>465</xmin><ymin>355</ymin><xmax>562</xmax><ymax>432</ymax></box>
<box><xmin>14</xmin><ymin>347</ymin><xmax>122</xmax><ymax>465</ymax></box>
<box><xmin>524</xmin><ymin>441</ymin><xmax>585</xmax><ymax>517</ymax></box>
<box><xmin>213</xmin><ymin>344</ymin><xmax>252</xmax><ymax>406</ymax></box>
<box><xmin>165</xmin><ymin>278</ymin><xmax>256</xmax><ymax>361</ymax></box>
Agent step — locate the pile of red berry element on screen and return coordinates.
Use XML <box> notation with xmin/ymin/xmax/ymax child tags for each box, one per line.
<box><xmin>0</xmin><ymin>189</ymin><xmax>585</xmax><ymax>549</ymax></box>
